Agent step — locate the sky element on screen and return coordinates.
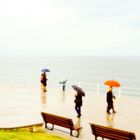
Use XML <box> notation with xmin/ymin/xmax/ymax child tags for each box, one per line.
<box><xmin>0</xmin><ymin>0</ymin><xmax>140</xmax><ymax>57</ymax></box>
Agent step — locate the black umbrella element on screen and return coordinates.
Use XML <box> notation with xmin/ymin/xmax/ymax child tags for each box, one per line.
<box><xmin>72</xmin><ymin>85</ymin><xmax>85</xmax><ymax>96</ymax></box>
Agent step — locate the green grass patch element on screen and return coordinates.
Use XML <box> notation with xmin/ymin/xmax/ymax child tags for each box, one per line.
<box><xmin>0</xmin><ymin>130</ymin><xmax>69</xmax><ymax>140</ymax></box>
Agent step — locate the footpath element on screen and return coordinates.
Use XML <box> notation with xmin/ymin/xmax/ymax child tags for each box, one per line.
<box><xmin>0</xmin><ymin>87</ymin><xmax>140</xmax><ymax>139</ymax></box>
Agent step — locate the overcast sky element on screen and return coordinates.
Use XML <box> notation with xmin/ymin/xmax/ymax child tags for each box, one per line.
<box><xmin>0</xmin><ymin>0</ymin><xmax>140</xmax><ymax>56</ymax></box>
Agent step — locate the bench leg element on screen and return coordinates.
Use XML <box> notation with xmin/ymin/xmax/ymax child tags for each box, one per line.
<box><xmin>95</xmin><ymin>136</ymin><xmax>98</xmax><ymax>140</ymax></box>
<box><xmin>76</xmin><ymin>130</ymin><xmax>80</xmax><ymax>138</ymax></box>
<box><xmin>70</xmin><ymin>129</ymin><xmax>72</xmax><ymax>136</ymax></box>
<box><xmin>70</xmin><ymin>129</ymin><xmax>80</xmax><ymax>138</ymax></box>
<box><xmin>94</xmin><ymin>136</ymin><xmax>103</xmax><ymax>140</ymax></box>
<box><xmin>95</xmin><ymin>137</ymin><xmax>104</xmax><ymax>140</ymax></box>
<box><xmin>45</xmin><ymin>123</ymin><xmax>54</xmax><ymax>130</ymax></box>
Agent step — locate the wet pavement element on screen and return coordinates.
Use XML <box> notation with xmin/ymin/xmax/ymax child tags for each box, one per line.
<box><xmin>0</xmin><ymin>87</ymin><xmax>140</xmax><ymax>139</ymax></box>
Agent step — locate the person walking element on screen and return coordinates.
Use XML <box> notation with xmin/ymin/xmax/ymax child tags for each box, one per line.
<box><xmin>106</xmin><ymin>87</ymin><xmax>116</xmax><ymax>114</ymax></box>
<box><xmin>74</xmin><ymin>92</ymin><xmax>83</xmax><ymax>118</ymax></box>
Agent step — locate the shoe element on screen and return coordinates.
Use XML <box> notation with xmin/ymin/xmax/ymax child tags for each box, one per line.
<box><xmin>77</xmin><ymin>114</ymin><xmax>81</xmax><ymax>118</ymax></box>
<box><xmin>106</xmin><ymin>111</ymin><xmax>111</xmax><ymax>114</ymax></box>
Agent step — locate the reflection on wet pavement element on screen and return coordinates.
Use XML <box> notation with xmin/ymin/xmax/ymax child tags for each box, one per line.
<box><xmin>106</xmin><ymin>113</ymin><xmax>115</xmax><ymax>127</ymax></box>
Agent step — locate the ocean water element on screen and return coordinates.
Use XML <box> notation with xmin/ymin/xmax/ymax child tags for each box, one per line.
<box><xmin>0</xmin><ymin>56</ymin><xmax>140</xmax><ymax>96</ymax></box>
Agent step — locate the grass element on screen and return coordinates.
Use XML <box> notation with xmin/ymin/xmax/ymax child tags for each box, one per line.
<box><xmin>0</xmin><ymin>130</ymin><xmax>69</xmax><ymax>140</ymax></box>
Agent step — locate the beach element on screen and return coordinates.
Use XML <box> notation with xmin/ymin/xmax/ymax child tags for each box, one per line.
<box><xmin>0</xmin><ymin>86</ymin><xmax>140</xmax><ymax>139</ymax></box>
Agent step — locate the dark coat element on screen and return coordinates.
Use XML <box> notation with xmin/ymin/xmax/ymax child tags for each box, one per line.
<box><xmin>41</xmin><ymin>73</ymin><xmax>47</xmax><ymax>86</ymax></box>
<box><xmin>74</xmin><ymin>94</ymin><xmax>82</xmax><ymax>106</ymax></box>
<box><xmin>106</xmin><ymin>91</ymin><xmax>113</xmax><ymax>103</ymax></box>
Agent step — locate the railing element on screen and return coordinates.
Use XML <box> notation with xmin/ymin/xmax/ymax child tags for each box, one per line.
<box><xmin>0</xmin><ymin>78</ymin><xmax>140</xmax><ymax>97</ymax></box>
<box><xmin>74</xmin><ymin>81</ymin><xmax>140</xmax><ymax>98</ymax></box>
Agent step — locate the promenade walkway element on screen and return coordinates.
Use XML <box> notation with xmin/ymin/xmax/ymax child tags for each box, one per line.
<box><xmin>0</xmin><ymin>87</ymin><xmax>140</xmax><ymax>139</ymax></box>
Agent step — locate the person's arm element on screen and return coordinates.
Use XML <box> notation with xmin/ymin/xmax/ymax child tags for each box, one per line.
<box><xmin>113</xmin><ymin>94</ymin><xmax>116</xmax><ymax>99</ymax></box>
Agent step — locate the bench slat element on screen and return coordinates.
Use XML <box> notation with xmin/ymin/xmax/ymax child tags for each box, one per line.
<box><xmin>92</xmin><ymin>127</ymin><xmax>133</xmax><ymax>137</ymax></box>
<box><xmin>93</xmin><ymin>131</ymin><xmax>134</xmax><ymax>140</ymax></box>
<box><xmin>41</xmin><ymin>113</ymin><xmax>74</xmax><ymax>129</ymax></box>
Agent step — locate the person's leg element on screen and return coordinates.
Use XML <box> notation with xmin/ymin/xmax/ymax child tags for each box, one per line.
<box><xmin>112</xmin><ymin>103</ymin><xmax>116</xmax><ymax>113</ymax></box>
<box><xmin>75</xmin><ymin>105</ymin><xmax>81</xmax><ymax>117</ymax></box>
<box><xmin>107</xmin><ymin>103</ymin><xmax>111</xmax><ymax>114</ymax></box>
<box><xmin>75</xmin><ymin>105</ymin><xmax>79</xmax><ymax>115</ymax></box>
<box><xmin>44</xmin><ymin>86</ymin><xmax>47</xmax><ymax>92</ymax></box>
<box><xmin>62</xmin><ymin>85</ymin><xmax>65</xmax><ymax>91</ymax></box>
<box><xmin>78</xmin><ymin>106</ymin><xmax>81</xmax><ymax>117</ymax></box>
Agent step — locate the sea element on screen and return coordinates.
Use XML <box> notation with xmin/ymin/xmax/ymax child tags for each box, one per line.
<box><xmin>0</xmin><ymin>56</ymin><xmax>140</xmax><ymax>97</ymax></box>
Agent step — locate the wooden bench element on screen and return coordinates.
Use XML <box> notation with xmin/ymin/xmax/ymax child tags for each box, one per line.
<box><xmin>41</xmin><ymin>112</ymin><xmax>82</xmax><ymax>137</ymax></box>
<box><xmin>90</xmin><ymin>123</ymin><xmax>136</xmax><ymax>140</ymax></box>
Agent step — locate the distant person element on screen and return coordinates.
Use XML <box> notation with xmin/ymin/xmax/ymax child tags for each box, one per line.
<box><xmin>106</xmin><ymin>87</ymin><xmax>116</xmax><ymax>114</ymax></box>
<box><xmin>74</xmin><ymin>92</ymin><xmax>83</xmax><ymax>118</ymax></box>
<box><xmin>62</xmin><ymin>82</ymin><xmax>67</xmax><ymax>91</ymax></box>
<box><xmin>40</xmin><ymin>72</ymin><xmax>47</xmax><ymax>91</ymax></box>
<box><xmin>59</xmin><ymin>79</ymin><xmax>67</xmax><ymax>91</ymax></box>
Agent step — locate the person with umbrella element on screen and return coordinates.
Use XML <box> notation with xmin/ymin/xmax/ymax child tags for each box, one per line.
<box><xmin>40</xmin><ymin>72</ymin><xmax>47</xmax><ymax>91</ymax></box>
<box><xmin>72</xmin><ymin>85</ymin><xmax>85</xmax><ymax>118</ymax></box>
<box><xmin>59</xmin><ymin>79</ymin><xmax>67</xmax><ymax>91</ymax></box>
<box><xmin>106</xmin><ymin>86</ymin><xmax>116</xmax><ymax>114</ymax></box>
<box><xmin>104</xmin><ymin>80</ymin><xmax>121</xmax><ymax>114</ymax></box>
<box><xmin>40</xmin><ymin>68</ymin><xmax>50</xmax><ymax>91</ymax></box>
